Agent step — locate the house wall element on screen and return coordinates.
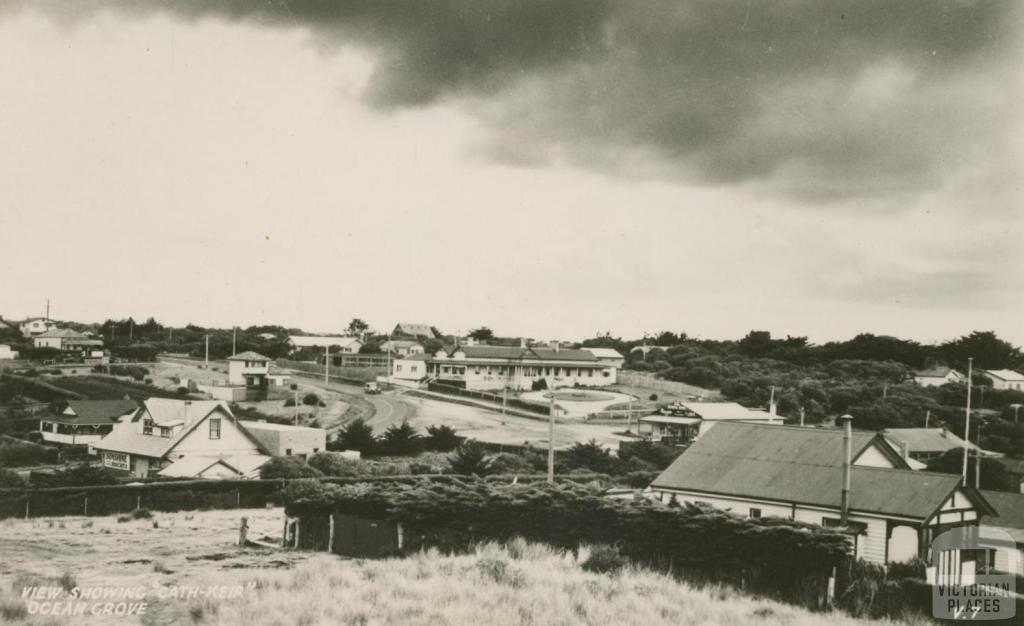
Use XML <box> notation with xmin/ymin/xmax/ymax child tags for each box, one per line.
<box><xmin>432</xmin><ymin>359</ymin><xmax>613</xmax><ymax>391</ymax></box>
<box><xmin>167</xmin><ymin>409</ymin><xmax>262</xmax><ymax>462</ymax></box>
<box><xmin>228</xmin><ymin>360</ymin><xmax>269</xmax><ymax>385</ymax></box>
<box><xmin>241</xmin><ymin>424</ymin><xmax>325</xmax><ymax>458</ymax></box>
<box><xmin>0</xmin><ymin>345</ymin><xmax>18</xmax><ymax>359</ymax></box>
<box><xmin>992</xmin><ymin>543</ymin><xmax>1024</xmax><ymax>575</ymax></box>
<box><xmin>990</xmin><ymin>377</ymin><xmax>1024</xmax><ymax>391</ymax></box>
<box><xmin>392</xmin><ymin>359</ymin><xmax>427</xmax><ymax>381</ymax></box>
<box><xmin>34</xmin><ymin>336</ymin><xmax>63</xmax><ymax>349</ymax></box>
<box><xmin>853</xmin><ymin>445</ymin><xmax>899</xmax><ymax>468</ymax></box>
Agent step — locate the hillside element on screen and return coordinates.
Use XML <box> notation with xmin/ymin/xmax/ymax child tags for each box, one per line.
<box><xmin>0</xmin><ymin>508</ymin><xmax>919</xmax><ymax>626</ymax></box>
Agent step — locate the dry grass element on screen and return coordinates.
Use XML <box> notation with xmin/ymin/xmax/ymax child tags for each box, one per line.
<box><xmin>0</xmin><ymin>510</ymin><xmax>929</xmax><ymax>626</ymax></box>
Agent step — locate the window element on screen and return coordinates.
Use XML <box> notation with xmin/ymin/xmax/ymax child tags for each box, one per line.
<box><xmin>159</xmin><ymin>427</ymin><xmax>172</xmax><ymax>438</ymax></box>
<box><xmin>396</xmin><ymin>364</ymin><xmax>403</xmax><ymax>372</ymax></box>
<box><xmin>313</xmin><ymin>448</ymin><xmax>319</xmax><ymax>453</ymax></box>
<box><xmin>411</xmin><ymin>366</ymin><xmax>418</xmax><ymax>373</ymax></box>
<box><xmin>749</xmin><ymin>508</ymin><xmax>762</xmax><ymax>519</ymax></box>
<box><xmin>475</xmin><ymin>367</ymin><xmax>481</xmax><ymax>375</ymax></box>
<box><xmin>285</xmin><ymin>448</ymin><xmax>293</xmax><ymax>456</ymax></box>
<box><xmin>587</xmin><ymin>369</ymin><xmax>593</xmax><ymax>377</ymax></box>
<box><xmin>209</xmin><ymin>418</ymin><xmax>221</xmax><ymax>440</ymax></box>
<box><xmin>142</xmin><ymin>419</ymin><xmax>153</xmax><ymax>435</ymax></box>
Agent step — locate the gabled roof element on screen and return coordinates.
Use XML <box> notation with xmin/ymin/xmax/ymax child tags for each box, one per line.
<box><xmin>35</xmin><ymin>328</ymin><xmax>86</xmax><ymax>339</ymax></box>
<box><xmin>914</xmin><ymin>367</ymin><xmax>961</xmax><ymax>378</ymax></box>
<box><xmin>53</xmin><ymin>399</ymin><xmax>138</xmax><ymax>426</ymax></box>
<box><xmin>675</xmin><ymin>402</ymin><xmax>775</xmax><ymax>422</ymax></box>
<box><xmin>381</xmin><ymin>340</ymin><xmax>422</xmax><ymax>349</ymax></box>
<box><xmin>981</xmin><ymin>490</ymin><xmax>1024</xmax><ymax>531</ymax></box>
<box><xmin>442</xmin><ymin>345</ymin><xmax>598</xmax><ymax>362</ymax></box>
<box><xmin>883</xmin><ymin>428</ymin><xmax>978</xmax><ymax>454</ymax></box>
<box><xmin>287</xmin><ymin>335</ymin><xmax>362</xmax><ymax>348</ymax></box>
<box><xmin>227</xmin><ymin>350</ymin><xmax>271</xmax><ymax>362</ymax></box>
<box><xmin>157</xmin><ymin>454</ymin><xmax>270</xmax><ymax>478</ymax></box>
<box><xmin>94</xmin><ymin>399</ymin><xmax>266</xmax><ymax>459</ymax></box>
<box><xmin>393</xmin><ymin>323</ymin><xmax>436</xmax><ymax>337</ymax></box>
<box><xmin>985</xmin><ymin>369</ymin><xmax>1024</xmax><ymax>382</ymax></box>
<box><xmin>583</xmin><ymin>348</ymin><xmax>625</xmax><ymax>360</ymax></box>
<box><xmin>650</xmin><ymin>422</ymin><xmax>990</xmax><ymax>520</ymax></box>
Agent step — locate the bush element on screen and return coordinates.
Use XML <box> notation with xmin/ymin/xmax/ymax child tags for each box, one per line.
<box><xmin>581</xmin><ymin>544</ymin><xmax>627</xmax><ymax>574</ymax></box>
<box><xmin>425</xmin><ymin>424</ymin><xmax>461</xmax><ymax>452</ymax></box>
<box><xmin>284</xmin><ymin>398</ymin><xmax>297</xmax><ymax>407</ymax></box>
<box><xmin>331</xmin><ymin>418</ymin><xmax>377</xmax><ymax>456</ymax></box>
<box><xmin>489</xmin><ymin>452</ymin><xmax>534</xmax><ymax>475</ymax></box>
<box><xmin>531</xmin><ymin>379</ymin><xmax>548</xmax><ymax>391</ymax></box>
<box><xmin>648</xmin><ymin>393</ymin><xmax>658</xmax><ymax>401</ymax></box>
<box><xmin>176</xmin><ymin>387</ymin><xmax>189</xmax><ymax>395</ymax></box>
<box><xmin>378</xmin><ymin>421</ymin><xmax>423</xmax><ymax>456</ymax></box>
<box><xmin>448</xmin><ymin>441</ymin><xmax>494</xmax><ymax>476</ymax></box>
<box><xmin>30</xmin><ymin>464</ymin><xmax>120</xmax><ymax>488</ymax></box>
<box><xmin>258</xmin><ymin>456</ymin><xmax>323</xmax><ymax>479</ymax></box>
<box><xmin>0</xmin><ymin>468</ymin><xmax>25</xmax><ymax>488</ymax></box>
<box><xmin>302</xmin><ymin>393</ymin><xmax>320</xmax><ymax>407</ymax></box>
<box><xmin>307</xmin><ymin>452</ymin><xmax>365</xmax><ymax>478</ymax></box>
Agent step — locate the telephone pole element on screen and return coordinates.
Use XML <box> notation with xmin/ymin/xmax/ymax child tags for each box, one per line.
<box><xmin>547</xmin><ymin>390</ymin><xmax>556</xmax><ymax>484</ymax></box>
<box><xmin>975</xmin><ymin>421</ymin><xmax>984</xmax><ymax>489</ymax></box>
<box><xmin>204</xmin><ymin>334</ymin><xmax>210</xmax><ymax>368</ymax></box>
<box><xmin>324</xmin><ymin>345</ymin><xmax>329</xmax><ymax>385</ymax></box>
<box><xmin>232</xmin><ymin>327</ymin><xmax>236</xmax><ymax>356</ymax></box>
<box><xmin>961</xmin><ymin>358</ymin><xmax>973</xmax><ymax>486</ymax></box>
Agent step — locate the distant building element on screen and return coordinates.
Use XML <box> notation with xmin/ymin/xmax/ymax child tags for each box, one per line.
<box><xmin>419</xmin><ymin>344</ymin><xmax>616</xmax><ymax>391</ymax></box>
<box><xmin>639</xmin><ymin>401</ymin><xmax>781</xmax><ymax>442</ymax></box>
<box><xmin>0</xmin><ymin>344</ymin><xmax>18</xmax><ymax>360</ymax></box>
<box><xmin>39</xmin><ymin>399</ymin><xmax>138</xmax><ymax>446</ymax></box>
<box><xmin>392</xmin><ymin>323</ymin><xmax>437</xmax><ymax>339</ymax></box>
<box><xmin>93</xmin><ymin>399</ymin><xmax>269</xmax><ymax>478</ymax></box>
<box><xmin>650</xmin><ymin>421</ymin><xmax>995</xmax><ymax>568</ymax></box>
<box><xmin>225</xmin><ymin>351</ymin><xmax>290</xmax><ymax>399</ymax></box>
<box><xmin>19</xmin><ymin>317</ymin><xmax>55</xmax><ymax>336</ymax></box>
<box><xmin>239</xmin><ymin>421</ymin><xmax>326</xmax><ymax>459</ymax></box>
<box><xmin>33</xmin><ymin>328</ymin><xmax>104</xmax><ymax>358</ymax></box>
<box><xmin>882</xmin><ymin>428</ymin><xmax>980</xmax><ymax>463</ymax></box>
<box><xmin>287</xmin><ymin>335</ymin><xmax>362</xmax><ymax>353</ymax></box>
<box><xmin>985</xmin><ymin>370</ymin><xmax>1024</xmax><ymax>391</ymax></box>
<box><xmin>391</xmin><ymin>353</ymin><xmax>431</xmax><ymax>383</ymax></box>
<box><xmin>380</xmin><ymin>340</ymin><xmax>424</xmax><ymax>357</ymax></box>
<box><xmin>582</xmin><ymin>347</ymin><xmax>625</xmax><ymax>370</ymax></box>
<box><xmin>913</xmin><ymin>367</ymin><xmax>965</xmax><ymax>387</ymax></box>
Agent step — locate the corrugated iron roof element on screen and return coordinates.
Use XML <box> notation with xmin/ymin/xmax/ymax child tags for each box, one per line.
<box><xmin>986</xmin><ymin>369</ymin><xmax>1024</xmax><ymax>382</ymax></box>
<box><xmin>981</xmin><ymin>490</ymin><xmax>1024</xmax><ymax>530</ymax></box>
<box><xmin>883</xmin><ymin>428</ymin><xmax>978</xmax><ymax>454</ymax></box>
<box><xmin>227</xmin><ymin>351</ymin><xmax>271</xmax><ymax>361</ymax></box>
<box><xmin>650</xmin><ymin>422</ymin><xmax>980</xmax><ymax>520</ymax></box>
<box><xmin>53</xmin><ymin>399</ymin><xmax>138</xmax><ymax>426</ymax></box>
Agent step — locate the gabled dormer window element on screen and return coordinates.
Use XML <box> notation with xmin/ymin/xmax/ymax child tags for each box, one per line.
<box><xmin>142</xmin><ymin>419</ymin><xmax>154</xmax><ymax>435</ymax></box>
<box><xmin>209</xmin><ymin>418</ymin><xmax>221</xmax><ymax>440</ymax></box>
<box><xmin>159</xmin><ymin>427</ymin><xmax>172</xmax><ymax>438</ymax></box>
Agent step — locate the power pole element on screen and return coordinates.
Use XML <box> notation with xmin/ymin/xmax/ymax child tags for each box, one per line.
<box><xmin>502</xmin><ymin>385</ymin><xmax>507</xmax><ymax>417</ymax></box>
<box><xmin>232</xmin><ymin>327</ymin><xmax>236</xmax><ymax>356</ymax></box>
<box><xmin>925</xmin><ymin>409</ymin><xmax>931</xmax><ymax>429</ymax></box>
<box><xmin>129</xmin><ymin>318</ymin><xmax>133</xmax><ymax>341</ymax></box>
<box><xmin>799</xmin><ymin>406</ymin><xmax>805</xmax><ymax>427</ymax></box>
<box><xmin>975</xmin><ymin>421</ymin><xmax>983</xmax><ymax>489</ymax></box>
<box><xmin>547</xmin><ymin>391</ymin><xmax>556</xmax><ymax>484</ymax></box>
<box><xmin>204</xmin><ymin>334</ymin><xmax>209</xmax><ymax>368</ymax></box>
<box><xmin>46</xmin><ymin>298</ymin><xmax>50</xmax><ymax>321</ymax></box>
<box><xmin>324</xmin><ymin>345</ymin><xmax>329</xmax><ymax>385</ymax></box>
<box><xmin>962</xmin><ymin>358</ymin><xmax>973</xmax><ymax>486</ymax></box>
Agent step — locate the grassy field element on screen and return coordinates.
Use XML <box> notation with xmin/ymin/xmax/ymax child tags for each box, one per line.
<box><xmin>0</xmin><ymin>508</ymin><xmax>924</xmax><ymax>626</ymax></box>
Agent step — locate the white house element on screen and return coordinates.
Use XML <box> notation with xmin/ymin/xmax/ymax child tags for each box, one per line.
<box><xmin>985</xmin><ymin>370</ymin><xmax>1024</xmax><ymax>391</ymax></box>
<box><xmin>19</xmin><ymin>317</ymin><xmax>55</xmax><ymax>336</ymax></box>
<box><xmin>639</xmin><ymin>401</ymin><xmax>782</xmax><ymax>442</ymax></box>
<box><xmin>239</xmin><ymin>421</ymin><xmax>326</xmax><ymax>459</ymax></box>
<box><xmin>583</xmin><ymin>347</ymin><xmax>625</xmax><ymax>370</ymax></box>
<box><xmin>287</xmin><ymin>335</ymin><xmax>363</xmax><ymax>353</ymax></box>
<box><xmin>649</xmin><ymin>420</ymin><xmax>995</xmax><ymax>569</ymax></box>
<box><xmin>913</xmin><ymin>367</ymin><xmax>965</xmax><ymax>387</ymax></box>
<box><xmin>979</xmin><ymin>490</ymin><xmax>1024</xmax><ymax>575</ymax></box>
<box><xmin>32</xmin><ymin>328</ymin><xmax>104</xmax><ymax>357</ymax></box>
<box><xmin>391</xmin><ymin>353</ymin><xmax>431</xmax><ymax>382</ymax></box>
<box><xmin>380</xmin><ymin>340</ymin><xmax>425</xmax><ymax>356</ymax></box>
<box><xmin>93</xmin><ymin>399</ymin><xmax>270</xmax><ymax>478</ymax></box>
<box><xmin>420</xmin><ymin>344</ymin><xmax>617</xmax><ymax>391</ymax></box>
<box><xmin>39</xmin><ymin>399</ymin><xmax>138</xmax><ymax>446</ymax></box>
<box><xmin>0</xmin><ymin>344</ymin><xmax>18</xmax><ymax>360</ymax></box>
<box><xmin>882</xmin><ymin>428</ymin><xmax>980</xmax><ymax>464</ymax></box>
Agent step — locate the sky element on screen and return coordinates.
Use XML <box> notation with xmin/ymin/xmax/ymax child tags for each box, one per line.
<box><xmin>0</xmin><ymin>1</ymin><xmax>1021</xmax><ymax>345</ymax></box>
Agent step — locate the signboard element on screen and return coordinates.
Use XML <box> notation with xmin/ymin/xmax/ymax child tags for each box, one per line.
<box><xmin>103</xmin><ymin>451</ymin><xmax>129</xmax><ymax>471</ymax></box>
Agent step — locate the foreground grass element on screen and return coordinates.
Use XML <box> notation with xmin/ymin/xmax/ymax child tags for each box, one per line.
<box><xmin>3</xmin><ymin>541</ymin><xmax>927</xmax><ymax>626</ymax></box>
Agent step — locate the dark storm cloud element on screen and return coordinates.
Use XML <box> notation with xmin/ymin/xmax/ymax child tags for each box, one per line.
<box><xmin>6</xmin><ymin>0</ymin><xmax>1019</xmax><ymax>200</ymax></box>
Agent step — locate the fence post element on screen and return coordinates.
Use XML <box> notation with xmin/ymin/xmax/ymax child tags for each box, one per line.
<box><xmin>238</xmin><ymin>516</ymin><xmax>249</xmax><ymax>547</ymax></box>
<box><xmin>136</xmin><ymin>495</ymin><xmax>141</xmax><ymax>511</ymax></box>
<box><xmin>25</xmin><ymin>495</ymin><xmax>30</xmax><ymax>519</ymax></box>
<box><xmin>236</xmin><ymin>489</ymin><xmax>241</xmax><ymax>509</ymax></box>
<box><xmin>328</xmin><ymin>514</ymin><xmax>335</xmax><ymax>553</ymax></box>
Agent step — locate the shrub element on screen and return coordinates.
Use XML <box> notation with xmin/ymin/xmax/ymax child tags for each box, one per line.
<box><xmin>331</xmin><ymin>418</ymin><xmax>377</xmax><ymax>456</ymax></box>
<box><xmin>448</xmin><ymin>441</ymin><xmax>494</xmax><ymax>476</ymax></box>
<box><xmin>0</xmin><ymin>468</ymin><xmax>25</xmax><ymax>488</ymax></box>
<box><xmin>378</xmin><ymin>421</ymin><xmax>423</xmax><ymax>456</ymax></box>
<box><xmin>131</xmin><ymin>507</ymin><xmax>153</xmax><ymax>519</ymax></box>
<box><xmin>283</xmin><ymin>398</ymin><xmax>296</xmax><ymax>407</ymax></box>
<box><xmin>562</xmin><ymin>440</ymin><xmax>620</xmax><ymax>474</ymax></box>
<box><xmin>531</xmin><ymin>379</ymin><xmax>548</xmax><ymax>391</ymax></box>
<box><xmin>302</xmin><ymin>393</ymin><xmax>320</xmax><ymax>407</ymax></box>
<box><xmin>648</xmin><ymin>393</ymin><xmax>658</xmax><ymax>401</ymax></box>
<box><xmin>0</xmin><ymin>441</ymin><xmax>60</xmax><ymax>468</ymax></box>
<box><xmin>30</xmin><ymin>464</ymin><xmax>120</xmax><ymax>488</ymax></box>
<box><xmin>259</xmin><ymin>456</ymin><xmax>323</xmax><ymax>479</ymax></box>
<box><xmin>581</xmin><ymin>544</ymin><xmax>627</xmax><ymax>574</ymax></box>
<box><xmin>489</xmin><ymin>452</ymin><xmax>534</xmax><ymax>475</ymax></box>
<box><xmin>307</xmin><ymin>452</ymin><xmax>365</xmax><ymax>478</ymax></box>
<box><xmin>177</xmin><ymin>387</ymin><xmax>189</xmax><ymax>395</ymax></box>
<box><xmin>425</xmin><ymin>424</ymin><xmax>461</xmax><ymax>451</ymax></box>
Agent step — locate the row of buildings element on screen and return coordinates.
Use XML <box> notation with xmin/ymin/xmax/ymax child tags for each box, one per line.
<box><xmin>914</xmin><ymin>366</ymin><xmax>1024</xmax><ymax>390</ymax></box>
<box><xmin>39</xmin><ymin>397</ymin><xmax>325</xmax><ymax>479</ymax></box>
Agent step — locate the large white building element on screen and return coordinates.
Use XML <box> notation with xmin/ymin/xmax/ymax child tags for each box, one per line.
<box><xmin>913</xmin><ymin>366</ymin><xmax>965</xmax><ymax>387</ymax></box>
<box><xmin>287</xmin><ymin>335</ymin><xmax>362</xmax><ymax>353</ymax></box>
<box><xmin>407</xmin><ymin>344</ymin><xmax>617</xmax><ymax>391</ymax></box>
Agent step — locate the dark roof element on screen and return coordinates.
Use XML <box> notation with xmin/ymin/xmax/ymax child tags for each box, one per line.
<box><xmin>50</xmin><ymin>399</ymin><xmax>138</xmax><ymax>426</ymax></box>
<box><xmin>981</xmin><ymin>490</ymin><xmax>1024</xmax><ymax>530</ymax></box>
<box><xmin>394</xmin><ymin>323</ymin><xmax>435</xmax><ymax>337</ymax></box>
<box><xmin>883</xmin><ymin>428</ymin><xmax>978</xmax><ymax>454</ymax></box>
<box><xmin>651</xmin><ymin>422</ymin><xmax>990</xmax><ymax>520</ymax></box>
<box><xmin>227</xmin><ymin>351</ymin><xmax>271</xmax><ymax>361</ymax></box>
<box><xmin>445</xmin><ymin>345</ymin><xmax>598</xmax><ymax>362</ymax></box>
<box><xmin>35</xmin><ymin>328</ymin><xmax>87</xmax><ymax>339</ymax></box>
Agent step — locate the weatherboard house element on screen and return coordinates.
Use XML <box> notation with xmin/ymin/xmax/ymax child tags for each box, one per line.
<box><xmin>39</xmin><ymin>399</ymin><xmax>138</xmax><ymax>446</ymax></box>
<box><xmin>423</xmin><ymin>344</ymin><xmax>617</xmax><ymax>391</ymax></box>
<box><xmin>649</xmin><ymin>421</ymin><xmax>995</xmax><ymax>573</ymax></box>
<box><xmin>92</xmin><ymin>399</ymin><xmax>270</xmax><ymax>478</ymax></box>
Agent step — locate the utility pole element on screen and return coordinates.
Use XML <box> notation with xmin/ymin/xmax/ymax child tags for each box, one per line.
<box><xmin>502</xmin><ymin>385</ymin><xmax>508</xmax><ymax>417</ymax></box>
<box><xmin>962</xmin><ymin>357</ymin><xmax>973</xmax><ymax>486</ymax></box>
<box><xmin>547</xmin><ymin>390</ymin><xmax>556</xmax><ymax>484</ymax></box>
<box><xmin>232</xmin><ymin>327</ymin><xmax>237</xmax><ymax>356</ymax></box>
<box><xmin>975</xmin><ymin>421</ymin><xmax>984</xmax><ymax>489</ymax></box>
<box><xmin>324</xmin><ymin>345</ymin><xmax>329</xmax><ymax>385</ymax></box>
<box><xmin>1011</xmin><ymin>404</ymin><xmax>1022</xmax><ymax>425</ymax></box>
<box><xmin>799</xmin><ymin>406</ymin><xmax>805</xmax><ymax>427</ymax></box>
<box><xmin>925</xmin><ymin>409</ymin><xmax>931</xmax><ymax>429</ymax></box>
<box><xmin>46</xmin><ymin>298</ymin><xmax>50</xmax><ymax>321</ymax></box>
<box><xmin>129</xmin><ymin>318</ymin><xmax>133</xmax><ymax>341</ymax></box>
<box><xmin>204</xmin><ymin>334</ymin><xmax>210</xmax><ymax>368</ymax></box>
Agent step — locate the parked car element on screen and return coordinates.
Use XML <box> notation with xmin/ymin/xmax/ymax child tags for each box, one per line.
<box><xmin>363</xmin><ymin>382</ymin><xmax>381</xmax><ymax>394</ymax></box>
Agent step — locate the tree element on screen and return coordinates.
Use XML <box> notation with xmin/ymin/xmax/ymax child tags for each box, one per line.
<box><xmin>307</xmin><ymin>452</ymin><xmax>365</xmax><ymax>477</ymax></box>
<box><xmin>925</xmin><ymin>449</ymin><xmax>1018</xmax><ymax>492</ymax></box>
<box><xmin>938</xmin><ymin>331</ymin><xmax>1023</xmax><ymax>371</ymax></box>
<box><xmin>0</xmin><ymin>468</ymin><xmax>25</xmax><ymax>488</ymax></box>
<box><xmin>563</xmin><ymin>440</ymin><xmax>620</xmax><ymax>474</ymax></box>
<box><xmin>448</xmin><ymin>440</ymin><xmax>494</xmax><ymax>476</ymax></box>
<box><xmin>332</xmin><ymin>418</ymin><xmax>377</xmax><ymax>456</ymax></box>
<box><xmin>469</xmin><ymin>327</ymin><xmax>494</xmax><ymax>341</ymax></box>
<box><xmin>346</xmin><ymin>318</ymin><xmax>370</xmax><ymax>337</ymax></box>
<box><xmin>302</xmin><ymin>392</ymin><xmax>320</xmax><ymax>406</ymax></box>
<box><xmin>378</xmin><ymin>421</ymin><xmax>423</xmax><ymax>456</ymax></box>
<box><xmin>259</xmin><ymin>456</ymin><xmax>323</xmax><ymax>479</ymax></box>
<box><xmin>425</xmin><ymin>424</ymin><xmax>461</xmax><ymax>451</ymax></box>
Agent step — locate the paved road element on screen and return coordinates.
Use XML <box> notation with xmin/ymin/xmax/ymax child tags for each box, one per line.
<box><xmin>283</xmin><ymin>372</ymin><xmax>412</xmax><ymax>433</ymax></box>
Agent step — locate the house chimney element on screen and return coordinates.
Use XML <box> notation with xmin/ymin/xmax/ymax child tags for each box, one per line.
<box><xmin>520</xmin><ymin>337</ymin><xmax>526</xmax><ymax>348</ymax></box>
<box><xmin>941</xmin><ymin>427</ymin><xmax>948</xmax><ymax>438</ymax></box>
<box><xmin>553</xmin><ymin>341</ymin><xmax>560</xmax><ymax>352</ymax></box>
<box><xmin>899</xmin><ymin>441</ymin><xmax>910</xmax><ymax>461</ymax></box>
<box><xmin>838</xmin><ymin>414</ymin><xmax>853</xmax><ymax>525</ymax></box>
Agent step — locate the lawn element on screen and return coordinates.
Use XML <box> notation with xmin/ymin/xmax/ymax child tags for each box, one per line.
<box><xmin>0</xmin><ymin>509</ymin><xmax>924</xmax><ymax>626</ymax></box>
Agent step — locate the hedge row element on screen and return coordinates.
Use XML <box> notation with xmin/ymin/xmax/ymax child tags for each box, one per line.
<box><xmin>285</xmin><ymin>479</ymin><xmax>849</xmax><ymax>608</ymax></box>
<box><xmin>0</xmin><ymin>473</ymin><xmax>612</xmax><ymax>520</ymax></box>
